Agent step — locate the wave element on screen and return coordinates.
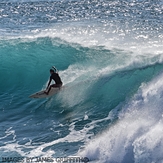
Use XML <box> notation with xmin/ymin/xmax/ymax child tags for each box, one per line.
<box><xmin>0</xmin><ymin>33</ymin><xmax>163</xmax><ymax>163</ymax></box>
<box><xmin>78</xmin><ymin>70</ymin><xmax>163</xmax><ymax>163</ymax></box>
<box><xmin>1</xmin><ymin>37</ymin><xmax>163</xmax><ymax>92</ymax></box>
<box><xmin>1</xmin><ymin>37</ymin><xmax>163</xmax><ymax>121</ymax></box>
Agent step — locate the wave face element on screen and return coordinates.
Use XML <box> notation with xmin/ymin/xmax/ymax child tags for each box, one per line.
<box><xmin>0</xmin><ymin>0</ymin><xmax>163</xmax><ymax>162</ymax></box>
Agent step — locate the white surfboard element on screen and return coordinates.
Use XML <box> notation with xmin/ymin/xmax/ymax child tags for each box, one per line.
<box><xmin>29</xmin><ymin>87</ymin><xmax>61</xmax><ymax>99</ymax></box>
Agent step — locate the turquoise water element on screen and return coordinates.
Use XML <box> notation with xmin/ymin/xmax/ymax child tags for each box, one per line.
<box><xmin>0</xmin><ymin>0</ymin><xmax>163</xmax><ymax>163</ymax></box>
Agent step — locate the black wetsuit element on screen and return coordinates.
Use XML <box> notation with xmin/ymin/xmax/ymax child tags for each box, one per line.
<box><xmin>50</xmin><ymin>72</ymin><xmax>62</xmax><ymax>85</ymax></box>
<box><xmin>45</xmin><ymin>72</ymin><xmax>63</xmax><ymax>94</ymax></box>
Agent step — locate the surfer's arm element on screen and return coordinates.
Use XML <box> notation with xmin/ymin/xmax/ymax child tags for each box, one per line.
<box><xmin>47</xmin><ymin>78</ymin><xmax>52</xmax><ymax>89</ymax></box>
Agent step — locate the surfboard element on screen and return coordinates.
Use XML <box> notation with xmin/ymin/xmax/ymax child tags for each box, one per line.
<box><xmin>29</xmin><ymin>87</ymin><xmax>61</xmax><ymax>99</ymax></box>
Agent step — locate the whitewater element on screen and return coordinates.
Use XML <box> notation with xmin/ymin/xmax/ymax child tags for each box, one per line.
<box><xmin>0</xmin><ymin>0</ymin><xmax>163</xmax><ymax>163</ymax></box>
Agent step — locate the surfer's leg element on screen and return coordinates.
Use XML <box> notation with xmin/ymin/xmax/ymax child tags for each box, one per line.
<box><xmin>45</xmin><ymin>84</ymin><xmax>56</xmax><ymax>95</ymax></box>
<box><xmin>45</xmin><ymin>84</ymin><xmax>62</xmax><ymax>95</ymax></box>
<box><xmin>53</xmin><ymin>83</ymin><xmax>62</xmax><ymax>89</ymax></box>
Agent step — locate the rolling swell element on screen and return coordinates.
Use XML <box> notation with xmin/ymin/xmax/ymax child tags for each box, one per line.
<box><xmin>1</xmin><ymin>38</ymin><xmax>163</xmax><ymax>158</ymax></box>
<box><xmin>1</xmin><ymin>37</ymin><xmax>163</xmax><ymax>96</ymax></box>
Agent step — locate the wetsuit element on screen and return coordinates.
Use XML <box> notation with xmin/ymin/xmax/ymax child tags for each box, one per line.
<box><xmin>46</xmin><ymin>72</ymin><xmax>62</xmax><ymax>94</ymax></box>
<box><xmin>50</xmin><ymin>72</ymin><xmax>62</xmax><ymax>85</ymax></box>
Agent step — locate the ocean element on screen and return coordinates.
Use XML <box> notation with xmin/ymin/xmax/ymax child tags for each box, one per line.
<box><xmin>0</xmin><ymin>0</ymin><xmax>163</xmax><ymax>162</ymax></box>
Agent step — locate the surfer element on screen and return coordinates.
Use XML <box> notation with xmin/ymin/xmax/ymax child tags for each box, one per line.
<box><xmin>44</xmin><ymin>67</ymin><xmax>63</xmax><ymax>95</ymax></box>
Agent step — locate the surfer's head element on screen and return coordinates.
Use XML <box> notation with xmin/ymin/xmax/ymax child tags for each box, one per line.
<box><xmin>50</xmin><ymin>69</ymin><xmax>54</xmax><ymax>74</ymax></box>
